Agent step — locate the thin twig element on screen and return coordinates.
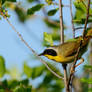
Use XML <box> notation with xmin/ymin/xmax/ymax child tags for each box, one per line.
<box><xmin>68</xmin><ymin>0</ymin><xmax>90</xmax><ymax>90</ymax></box>
<box><xmin>59</xmin><ymin>0</ymin><xmax>69</xmax><ymax>92</ymax></box>
<box><xmin>69</xmin><ymin>0</ymin><xmax>75</xmax><ymax>38</ymax></box>
<box><xmin>59</xmin><ymin>0</ymin><xmax>64</xmax><ymax>43</ymax></box>
<box><xmin>3</xmin><ymin>18</ymin><xmax>63</xmax><ymax>80</ymax></box>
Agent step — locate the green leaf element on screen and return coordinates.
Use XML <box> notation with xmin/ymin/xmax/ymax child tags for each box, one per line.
<box><xmin>74</xmin><ymin>1</ymin><xmax>86</xmax><ymax>13</ymax></box>
<box><xmin>23</xmin><ymin>62</ymin><xmax>32</xmax><ymax>78</ymax></box>
<box><xmin>74</xmin><ymin>1</ymin><xmax>92</xmax><ymax>24</ymax></box>
<box><xmin>27</xmin><ymin>0</ymin><xmax>34</xmax><ymax>3</ymax></box>
<box><xmin>2</xmin><ymin>0</ymin><xmax>16</xmax><ymax>5</ymax></box>
<box><xmin>2</xmin><ymin>80</ymin><xmax>8</xmax><ymax>88</ymax></box>
<box><xmin>84</xmin><ymin>65</ymin><xmax>92</xmax><ymax>69</ymax></box>
<box><xmin>51</xmin><ymin>31</ymin><xmax>60</xmax><ymax>41</ymax></box>
<box><xmin>47</xmin><ymin>8</ymin><xmax>58</xmax><ymax>16</ymax></box>
<box><xmin>67</xmin><ymin>38</ymin><xmax>77</xmax><ymax>42</ymax></box>
<box><xmin>0</xmin><ymin>17</ymin><xmax>2</xmax><ymax>20</ymax></box>
<box><xmin>8</xmin><ymin>79</ymin><xmax>29</xmax><ymax>89</ymax></box>
<box><xmin>7</xmin><ymin>0</ymin><xmax>16</xmax><ymax>2</ymax></box>
<box><xmin>32</xmin><ymin>65</ymin><xmax>45</xmax><ymax>79</ymax></box>
<box><xmin>20</xmin><ymin>79</ymin><xmax>29</xmax><ymax>86</ymax></box>
<box><xmin>45</xmin><ymin>0</ymin><xmax>53</xmax><ymax>5</ymax></box>
<box><xmin>13</xmin><ymin>84</ymin><xmax>32</xmax><ymax>92</ymax></box>
<box><xmin>73</xmin><ymin>1</ymin><xmax>87</xmax><ymax>24</ymax></box>
<box><xmin>27</xmin><ymin>4</ymin><xmax>44</xmax><ymax>15</ymax></box>
<box><xmin>0</xmin><ymin>56</ymin><xmax>6</xmax><ymax>78</ymax></box>
<box><xmin>73</xmin><ymin>18</ymin><xmax>92</xmax><ymax>24</ymax></box>
<box><xmin>43</xmin><ymin>32</ymin><xmax>53</xmax><ymax>46</ymax></box>
<box><xmin>8</xmin><ymin>80</ymin><xmax>20</xmax><ymax>89</ymax></box>
<box><xmin>2</xmin><ymin>0</ymin><xmax>6</xmax><ymax>4</ymax></box>
<box><xmin>0</xmin><ymin>89</ymin><xmax>5</xmax><ymax>92</ymax></box>
<box><xmin>15</xmin><ymin>6</ymin><xmax>27</xmax><ymax>22</ymax></box>
<box><xmin>44</xmin><ymin>19</ymin><xmax>60</xmax><ymax>29</ymax></box>
<box><xmin>88</xmin><ymin>88</ymin><xmax>92</xmax><ymax>92</ymax></box>
<box><xmin>0</xmin><ymin>0</ymin><xmax>2</xmax><ymax>7</ymax></box>
<box><xmin>81</xmin><ymin>78</ymin><xmax>92</xmax><ymax>84</ymax></box>
<box><xmin>27</xmin><ymin>0</ymin><xmax>39</xmax><ymax>3</ymax></box>
<box><xmin>76</xmin><ymin>0</ymin><xmax>85</xmax><ymax>3</ymax></box>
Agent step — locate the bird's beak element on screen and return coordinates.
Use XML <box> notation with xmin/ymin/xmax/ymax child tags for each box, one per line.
<box><xmin>38</xmin><ymin>53</ymin><xmax>44</xmax><ymax>56</ymax></box>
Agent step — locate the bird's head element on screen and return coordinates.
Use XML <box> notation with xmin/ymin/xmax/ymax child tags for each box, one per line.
<box><xmin>38</xmin><ymin>48</ymin><xmax>57</xmax><ymax>56</ymax></box>
<box><xmin>38</xmin><ymin>47</ymin><xmax>60</xmax><ymax>61</ymax></box>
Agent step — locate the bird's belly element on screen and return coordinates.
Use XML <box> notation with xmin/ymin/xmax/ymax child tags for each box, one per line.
<box><xmin>45</xmin><ymin>55</ymin><xmax>74</xmax><ymax>63</ymax></box>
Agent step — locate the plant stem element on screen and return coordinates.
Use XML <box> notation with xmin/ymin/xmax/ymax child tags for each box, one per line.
<box><xmin>59</xmin><ymin>0</ymin><xmax>64</xmax><ymax>43</ymax></box>
<box><xmin>59</xmin><ymin>0</ymin><xmax>69</xmax><ymax>92</ymax></box>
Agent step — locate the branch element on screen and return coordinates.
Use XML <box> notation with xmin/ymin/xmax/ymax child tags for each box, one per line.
<box><xmin>59</xmin><ymin>0</ymin><xmax>64</xmax><ymax>43</ymax></box>
<box><xmin>68</xmin><ymin>0</ymin><xmax>90</xmax><ymax>90</ymax></box>
<box><xmin>59</xmin><ymin>0</ymin><xmax>69</xmax><ymax>92</ymax></box>
<box><xmin>69</xmin><ymin>0</ymin><xmax>75</xmax><ymax>38</ymax></box>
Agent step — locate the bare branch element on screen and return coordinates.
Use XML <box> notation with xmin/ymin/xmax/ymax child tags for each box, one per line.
<box><xmin>59</xmin><ymin>0</ymin><xmax>64</xmax><ymax>43</ymax></box>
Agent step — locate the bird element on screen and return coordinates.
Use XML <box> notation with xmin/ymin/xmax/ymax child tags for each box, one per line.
<box><xmin>38</xmin><ymin>29</ymin><xmax>92</xmax><ymax>64</ymax></box>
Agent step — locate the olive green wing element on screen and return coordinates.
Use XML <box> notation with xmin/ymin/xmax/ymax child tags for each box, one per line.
<box><xmin>58</xmin><ymin>41</ymin><xmax>80</xmax><ymax>57</ymax></box>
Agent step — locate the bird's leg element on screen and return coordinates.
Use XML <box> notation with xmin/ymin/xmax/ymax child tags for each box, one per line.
<box><xmin>70</xmin><ymin>58</ymin><xmax>84</xmax><ymax>73</ymax></box>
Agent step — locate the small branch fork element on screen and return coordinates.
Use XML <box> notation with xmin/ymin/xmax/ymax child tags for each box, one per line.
<box><xmin>67</xmin><ymin>0</ymin><xmax>91</xmax><ymax>91</ymax></box>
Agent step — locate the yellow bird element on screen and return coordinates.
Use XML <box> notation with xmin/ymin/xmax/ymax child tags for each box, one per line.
<box><xmin>39</xmin><ymin>29</ymin><xmax>92</xmax><ymax>64</ymax></box>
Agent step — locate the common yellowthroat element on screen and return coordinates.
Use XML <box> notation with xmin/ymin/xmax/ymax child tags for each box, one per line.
<box><xmin>39</xmin><ymin>29</ymin><xmax>92</xmax><ymax>64</ymax></box>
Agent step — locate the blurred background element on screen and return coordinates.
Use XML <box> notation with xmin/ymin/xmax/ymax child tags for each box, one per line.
<box><xmin>0</xmin><ymin>0</ymin><xmax>92</xmax><ymax>92</ymax></box>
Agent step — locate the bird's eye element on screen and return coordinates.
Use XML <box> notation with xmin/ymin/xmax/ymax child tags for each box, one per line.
<box><xmin>44</xmin><ymin>49</ymin><xmax>57</xmax><ymax>56</ymax></box>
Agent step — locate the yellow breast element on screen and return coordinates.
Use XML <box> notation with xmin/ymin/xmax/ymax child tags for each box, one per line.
<box><xmin>45</xmin><ymin>55</ymin><xmax>71</xmax><ymax>63</ymax></box>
